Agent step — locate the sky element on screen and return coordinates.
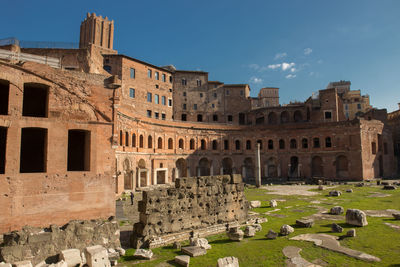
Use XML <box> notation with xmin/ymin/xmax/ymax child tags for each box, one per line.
<box><xmin>1</xmin><ymin>0</ymin><xmax>400</xmax><ymax>111</ymax></box>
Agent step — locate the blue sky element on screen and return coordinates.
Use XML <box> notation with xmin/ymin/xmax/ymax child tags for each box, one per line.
<box><xmin>1</xmin><ymin>0</ymin><xmax>400</xmax><ymax>111</ymax></box>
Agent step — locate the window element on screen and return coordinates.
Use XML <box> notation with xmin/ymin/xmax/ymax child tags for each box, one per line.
<box><xmin>212</xmin><ymin>140</ymin><xmax>218</xmax><ymax>150</ymax></box>
<box><xmin>257</xmin><ymin>140</ymin><xmax>263</xmax><ymax>150</ymax></box>
<box><xmin>182</xmin><ymin>78</ymin><xmax>187</xmax><ymax>85</ymax></box>
<box><xmin>224</xmin><ymin>140</ymin><xmax>229</xmax><ymax>150</ymax></box>
<box><xmin>325</xmin><ymin>137</ymin><xmax>332</xmax><ymax>148</ymax></box>
<box><xmin>155</xmin><ymin>71</ymin><xmax>159</xmax><ymax>80</ymax></box>
<box><xmin>183</xmin><ymin>104</ymin><xmax>187</xmax><ymax>110</ymax></box>
<box><xmin>226</xmin><ymin>90</ymin><xmax>230</xmax><ymax>95</ymax></box>
<box><xmin>147</xmin><ymin>110</ymin><xmax>152</xmax><ymax>118</ymax></box>
<box><xmin>169</xmin><ymin>76</ymin><xmax>173</xmax><ymax>83</ymax></box>
<box><xmin>179</xmin><ymin>139</ymin><xmax>184</xmax><ymax>149</ymax></box>
<box><xmin>302</xmin><ymin>138</ymin><xmax>308</xmax><ymax>148</ymax></box>
<box><xmin>194</xmin><ymin>104</ymin><xmax>197</xmax><ymax>110</ymax></box>
<box><xmin>197</xmin><ymin>114</ymin><xmax>203</xmax><ymax>122</ymax></box>
<box><xmin>125</xmin><ymin>132</ymin><xmax>129</xmax><ymax>146</ymax></box>
<box><xmin>162</xmin><ymin>74</ymin><xmax>166</xmax><ymax>82</ymax></box>
<box><xmin>181</xmin><ymin>114</ymin><xmax>187</xmax><ymax>121</ymax></box>
<box><xmin>119</xmin><ymin>130</ymin><xmax>123</xmax><ymax>146</ymax></box>
<box><xmin>147</xmin><ymin>92</ymin><xmax>152</xmax><ymax>102</ymax></box>
<box><xmin>345</xmin><ymin>104</ymin><xmax>348</xmax><ymax>110</ymax></box>
<box><xmin>168</xmin><ymin>99</ymin><xmax>172</xmax><ymax>107</ymax></box>
<box><xmin>168</xmin><ymin>138</ymin><xmax>173</xmax><ymax>149</ymax></box>
<box><xmin>157</xmin><ymin>137</ymin><xmax>163</xmax><ymax>149</ymax></box>
<box><xmin>22</xmin><ymin>83</ymin><xmax>48</xmax><ymax>118</ymax></box>
<box><xmin>132</xmin><ymin>134</ymin><xmax>136</xmax><ymax>147</ymax></box>
<box><xmin>324</xmin><ymin>111</ymin><xmax>332</xmax><ymax>120</ymax></box>
<box><xmin>0</xmin><ymin>127</ymin><xmax>7</xmax><ymax>174</ymax></box>
<box><xmin>130</xmin><ymin>68</ymin><xmax>135</xmax><ymax>78</ymax></box>
<box><xmin>190</xmin><ymin>139</ymin><xmax>195</xmax><ymax>150</ymax></box>
<box><xmin>148</xmin><ymin>69</ymin><xmax>152</xmax><ymax>78</ymax></box>
<box><xmin>290</xmin><ymin>139</ymin><xmax>297</xmax><ymax>149</ymax></box>
<box><xmin>211</xmin><ymin>104</ymin><xmax>215</xmax><ymax>108</ymax></box>
<box><xmin>155</xmin><ymin>112</ymin><xmax>159</xmax><ymax>119</ymax></box>
<box><xmin>201</xmin><ymin>139</ymin><xmax>206</xmax><ymax>150</ymax></box>
<box><xmin>227</xmin><ymin>115</ymin><xmax>233</xmax><ymax>122</ymax></box>
<box><xmin>197</xmin><ymin>79</ymin><xmax>201</xmax><ymax>86</ymax></box>
<box><xmin>279</xmin><ymin>139</ymin><xmax>285</xmax><ymax>149</ymax></box>
<box><xmin>372</xmin><ymin>142</ymin><xmax>376</xmax><ymax>154</ymax></box>
<box><xmin>169</xmin><ymin>88</ymin><xmax>172</xmax><ymax>92</ymax></box>
<box><xmin>155</xmin><ymin>94</ymin><xmax>159</xmax><ymax>104</ymax></box>
<box><xmin>67</xmin><ymin>130</ymin><xmax>90</xmax><ymax>171</ymax></box>
<box><xmin>200</xmin><ymin>93</ymin><xmax>203</xmax><ymax>97</ymax></box>
<box><xmin>213</xmin><ymin>114</ymin><xmax>218</xmax><ymax>121</ymax></box>
<box><xmin>357</xmin><ymin>103</ymin><xmax>361</xmax><ymax>110</ymax></box>
<box><xmin>20</xmin><ymin>128</ymin><xmax>47</xmax><ymax>173</ymax></box>
<box><xmin>183</xmin><ymin>92</ymin><xmax>186</xmax><ymax>97</ymax></box>
<box><xmin>148</xmin><ymin>135</ymin><xmax>153</xmax><ymax>148</ymax></box>
<box><xmin>103</xmin><ymin>65</ymin><xmax>111</xmax><ymax>73</ymax></box>
<box><xmin>155</xmin><ymin>85</ymin><xmax>159</xmax><ymax>89</ymax></box>
<box><xmin>129</xmin><ymin>88</ymin><xmax>135</xmax><ymax>98</ymax></box>
<box><xmin>161</xmin><ymin>113</ymin><xmax>166</xmax><ymax>120</ymax></box>
<box><xmin>214</xmin><ymin>93</ymin><xmax>217</xmax><ymax>98</ymax></box>
<box><xmin>268</xmin><ymin>140</ymin><xmax>273</xmax><ymax>150</ymax></box>
<box><xmin>235</xmin><ymin>140</ymin><xmax>241</xmax><ymax>150</ymax></box>
<box><xmin>240</xmin><ymin>90</ymin><xmax>244</xmax><ymax>96</ymax></box>
<box><xmin>162</xmin><ymin>96</ymin><xmax>166</xmax><ymax>105</ymax></box>
<box><xmin>139</xmin><ymin>135</ymin><xmax>144</xmax><ymax>148</ymax></box>
<box><xmin>313</xmin><ymin>138</ymin><xmax>320</xmax><ymax>148</ymax></box>
<box><xmin>246</xmin><ymin>140</ymin><xmax>251</xmax><ymax>150</ymax></box>
<box><xmin>0</xmin><ymin>80</ymin><xmax>10</xmax><ymax>115</ymax></box>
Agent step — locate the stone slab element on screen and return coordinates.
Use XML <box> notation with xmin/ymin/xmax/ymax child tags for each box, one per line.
<box><xmin>181</xmin><ymin>246</ymin><xmax>206</xmax><ymax>257</ymax></box>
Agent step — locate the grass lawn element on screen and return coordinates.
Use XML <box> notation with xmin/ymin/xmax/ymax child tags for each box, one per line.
<box><xmin>119</xmin><ymin>183</ymin><xmax>400</xmax><ymax>266</ymax></box>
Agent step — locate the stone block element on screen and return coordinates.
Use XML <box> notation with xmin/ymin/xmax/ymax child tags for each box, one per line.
<box><xmin>231</xmin><ymin>174</ymin><xmax>242</xmax><ymax>184</ymax></box>
<box><xmin>48</xmin><ymin>262</ymin><xmax>67</xmax><ymax>267</ymax></box>
<box><xmin>181</xmin><ymin>246</ymin><xmax>207</xmax><ymax>257</ymax></box>
<box><xmin>331</xmin><ymin>223</ymin><xmax>343</xmax><ymax>233</ymax></box>
<box><xmin>174</xmin><ymin>255</ymin><xmax>190</xmax><ymax>267</ymax></box>
<box><xmin>253</xmin><ymin>224</ymin><xmax>262</xmax><ymax>232</ymax></box>
<box><xmin>59</xmin><ymin>249</ymin><xmax>82</xmax><ymax>267</ymax></box>
<box><xmin>227</xmin><ymin>228</ymin><xmax>244</xmax><ymax>241</ymax></box>
<box><xmin>133</xmin><ymin>249</ymin><xmax>153</xmax><ymax>260</ymax></box>
<box><xmin>295</xmin><ymin>219</ymin><xmax>314</xmax><ymax>228</ymax></box>
<box><xmin>34</xmin><ymin>261</ymin><xmax>46</xmax><ymax>267</ymax></box>
<box><xmin>330</xmin><ymin>206</ymin><xmax>344</xmax><ymax>215</ymax></box>
<box><xmin>244</xmin><ymin>226</ymin><xmax>256</xmax><ymax>237</ymax></box>
<box><xmin>346</xmin><ymin>209</ymin><xmax>368</xmax><ymax>226</ymax></box>
<box><xmin>115</xmin><ymin>247</ymin><xmax>125</xmax><ymax>256</ymax></box>
<box><xmin>13</xmin><ymin>261</ymin><xmax>33</xmax><ymax>267</ymax></box>
<box><xmin>393</xmin><ymin>213</ymin><xmax>400</xmax><ymax>220</ymax></box>
<box><xmin>249</xmin><ymin>201</ymin><xmax>261</xmax><ymax>208</ymax></box>
<box><xmin>280</xmin><ymin>225</ymin><xmax>294</xmax><ymax>236</ymax></box>
<box><xmin>270</xmin><ymin>200</ymin><xmax>278</xmax><ymax>208</ymax></box>
<box><xmin>217</xmin><ymin>256</ymin><xmax>239</xmax><ymax>267</ymax></box>
<box><xmin>0</xmin><ymin>263</ymin><xmax>12</xmax><ymax>267</ymax></box>
<box><xmin>84</xmin><ymin>245</ymin><xmax>111</xmax><ymax>267</ymax></box>
<box><xmin>189</xmin><ymin>237</ymin><xmax>211</xmax><ymax>250</ymax></box>
<box><xmin>383</xmin><ymin>185</ymin><xmax>397</xmax><ymax>190</ymax></box>
<box><xmin>266</xmin><ymin>229</ymin><xmax>278</xmax><ymax>239</ymax></box>
<box><xmin>329</xmin><ymin>190</ymin><xmax>342</xmax><ymax>197</ymax></box>
<box><xmin>347</xmin><ymin>229</ymin><xmax>356</xmax><ymax>237</ymax></box>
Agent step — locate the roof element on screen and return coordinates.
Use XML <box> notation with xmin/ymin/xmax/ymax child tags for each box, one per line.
<box><xmin>103</xmin><ymin>54</ymin><xmax>173</xmax><ymax>73</ymax></box>
<box><xmin>175</xmin><ymin>70</ymin><xmax>208</xmax><ymax>74</ymax></box>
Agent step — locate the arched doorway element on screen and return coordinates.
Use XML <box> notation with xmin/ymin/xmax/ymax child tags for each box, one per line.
<box><xmin>268</xmin><ymin>112</ymin><xmax>277</xmax><ymax>124</ymax></box>
<box><xmin>123</xmin><ymin>158</ymin><xmax>133</xmax><ymax>189</ymax></box>
<box><xmin>311</xmin><ymin>156</ymin><xmax>323</xmax><ymax>177</ymax></box>
<box><xmin>281</xmin><ymin>111</ymin><xmax>290</xmax><ymax>123</ymax></box>
<box><xmin>293</xmin><ymin>110</ymin><xmax>303</xmax><ymax>122</ymax></box>
<box><xmin>266</xmin><ymin>157</ymin><xmax>278</xmax><ymax>177</ymax></box>
<box><xmin>222</xmin><ymin>157</ymin><xmax>233</xmax><ymax>175</ymax></box>
<box><xmin>336</xmin><ymin>155</ymin><xmax>349</xmax><ymax>178</ymax></box>
<box><xmin>176</xmin><ymin>158</ymin><xmax>187</xmax><ymax>178</ymax></box>
<box><xmin>137</xmin><ymin>159</ymin><xmax>148</xmax><ymax>187</ymax></box>
<box><xmin>198</xmin><ymin>158</ymin><xmax>210</xmax><ymax>176</ymax></box>
<box><xmin>243</xmin><ymin>157</ymin><xmax>254</xmax><ymax>180</ymax></box>
<box><xmin>289</xmin><ymin>156</ymin><xmax>299</xmax><ymax>178</ymax></box>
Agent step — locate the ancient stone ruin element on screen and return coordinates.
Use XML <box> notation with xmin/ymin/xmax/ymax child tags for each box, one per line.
<box><xmin>131</xmin><ymin>174</ymin><xmax>248</xmax><ymax>248</ymax></box>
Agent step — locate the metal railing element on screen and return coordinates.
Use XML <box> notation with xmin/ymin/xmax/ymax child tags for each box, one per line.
<box><xmin>0</xmin><ymin>48</ymin><xmax>61</xmax><ymax>69</ymax></box>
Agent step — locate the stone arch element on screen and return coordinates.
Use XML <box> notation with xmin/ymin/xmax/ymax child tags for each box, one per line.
<box><xmin>255</xmin><ymin>113</ymin><xmax>264</xmax><ymax>125</ymax></box>
<box><xmin>168</xmin><ymin>138</ymin><xmax>173</xmax><ymax>149</ymax></box>
<box><xmin>198</xmin><ymin>158</ymin><xmax>210</xmax><ymax>176</ymax></box>
<box><xmin>268</xmin><ymin>112</ymin><xmax>277</xmax><ymax>124</ymax></box>
<box><xmin>294</xmin><ymin>110</ymin><xmax>303</xmax><ymax>122</ymax></box>
<box><xmin>336</xmin><ymin>155</ymin><xmax>349</xmax><ymax>178</ymax></box>
<box><xmin>243</xmin><ymin>157</ymin><xmax>254</xmax><ymax>180</ymax></box>
<box><xmin>222</xmin><ymin>157</ymin><xmax>233</xmax><ymax>175</ymax></box>
<box><xmin>123</xmin><ymin>158</ymin><xmax>133</xmax><ymax>189</ymax></box>
<box><xmin>157</xmin><ymin>137</ymin><xmax>163</xmax><ymax>149</ymax></box>
<box><xmin>281</xmin><ymin>111</ymin><xmax>290</xmax><ymax>123</ymax></box>
<box><xmin>176</xmin><ymin>158</ymin><xmax>187</xmax><ymax>178</ymax></box>
<box><xmin>311</xmin><ymin>156</ymin><xmax>323</xmax><ymax>177</ymax></box>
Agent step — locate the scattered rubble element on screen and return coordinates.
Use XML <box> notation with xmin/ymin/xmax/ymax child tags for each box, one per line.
<box><xmin>331</xmin><ymin>223</ymin><xmax>343</xmax><ymax>233</ymax></box>
<box><xmin>295</xmin><ymin>219</ymin><xmax>314</xmax><ymax>228</ymax></box>
<box><xmin>227</xmin><ymin>227</ymin><xmax>244</xmax><ymax>241</ymax></box>
<box><xmin>270</xmin><ymin>200</ymin><xmax>278</xmax><ymax>208</ymax></box>
<box><xmin>346</xmin><ymin>209</ymin><xmax>368</xmax><ymax>226</ymax></box>
<box><xmin>330</xmin><ymin>206</ymin><xmax>344</xmax><ymax>215</ymax></box>
<box><xmin>133</xmin><ymin>249</ymin><xmax>153</xmax><ymax>260</ymax></box>
<box><xmin>266</xmin><ymin>230</ymin><xmax>278</xmax><ymax>240</ymax></box>
<box><xmin>181</xmin><ymin>246</ymin><xmax>207</xmax><ymax>257</ymax></box>
<box><xmin>280</xmin><ymin>225</ymin><xmax>294</xmax><ymax>236</ymax></box>
<box><xmin>174</xmin><ymin>255</ymin><xmax>190</xmax><ymax>266</ymax></box>
<box><xmin>244</xmin><ymin>226</ymin><xmax>256</xmax><ymax>237</ymax></box>
<box><xmin>217</xmin><ymin>256</ymin><xmax>239</xmax><ymax>267</ymax></box>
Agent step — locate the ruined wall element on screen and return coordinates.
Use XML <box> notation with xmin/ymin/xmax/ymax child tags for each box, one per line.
<box><xmin>131</xmin><ymin>174</ymin><xmax>248</xmax><ymax>248</ymax></box>
<box><xmin>0</xmin><ymin>218</ymin><xmax>120</xmax><ymax>265</ymax></box>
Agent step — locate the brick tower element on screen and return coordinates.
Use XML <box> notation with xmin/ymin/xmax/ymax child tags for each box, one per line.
<box><xmin>79</xmin><ymin>13</ymin><xmax>114</xmax><ymax>50</ymax></box>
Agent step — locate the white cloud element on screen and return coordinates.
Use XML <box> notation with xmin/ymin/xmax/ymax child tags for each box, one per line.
<box><xmin>282</xmin><ymin>62</ymin><xmax>295</xmax><ymax>71</ymax></box>
<box><xmin>274</xmin><ymin>52</ymin><xmax>287</xmax><ymax>60</ymax></box>
<box><xmin>268</xmin><ymin>64</ymin><xmax>281</xmax><ymax>70</ymax></box>
<box><xmin>290</xmin><ymin>68</ymin><xmax>296</xmax><ymax>73</ymax></box>
<box><xmin>285</xmin><ymin>74</ymin><xmax>296</xmax><ymax>79</ymax></box>
<box><xmin>304</xmin><ymin>48</ymin><xmax>312</xmax><ymax>55</ymax></box>
<box><xmin>249</xmin><ymin>76</ymin><xmax>263</xmax><ymax>84</ymax></box>
<box><xmin>249</xmin><ymin>63</ymin><xmax>260</xmax><ymax>70</ymax></box>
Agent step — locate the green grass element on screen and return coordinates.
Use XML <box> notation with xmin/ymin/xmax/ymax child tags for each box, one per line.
<box><xmin>119</xmin><ymin>184</ymin><xmax>400</xmax><ymax>266</ymax></box>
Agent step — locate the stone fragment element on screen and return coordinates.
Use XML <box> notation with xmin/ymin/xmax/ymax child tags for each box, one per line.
<box><xmin>346</xmin><ymin>209</ymin><xmax>368</xmax><ymax>226</ymax></box>
<box><xmin>174</xmin><ymin>255</ymin><xmax>190</xmax><ymax>267</ymax></box>
<box><xmin>189</xmin><ymin>237</ymin><xmax>211</xmax><ymax>250</ymax></box>
<box><xmin>393</xmin><ymin>213</ymin><xmax>400</xmax><ymax>220</ymax></box>
<box><xmin>255</xmin><ymin>217</ymin><xmax>267</xmax><ymax>224</ymax></box>
<box><xmin>249</xmin><ymin>201</ymin><xmax>261</xmax><ymax>208</ymax></box>
<box><xmin>266</xmin><ymin>230</ymin><xmax>278</xmax><ymax>239</ymax></box>
<box><xmin>329</xmin><ymin>190</ymin><xmax>341</xmax><ymax>197</ymax></box>
<box><xmin>115</xmin><ymin>247</ymin><xmax>125</xmax><ymax>256</ymax></box>
<box><xmin>85</xmin><ymin>246</ymin><xmax>111</xmax><ymax>267</ymax></box>
<box><xmin>331</xmin><ymin>223</ymin><xmax>343</xmax><ymax>233</ymax></box>
<box><xmin>34</xmin><ymin>262</ymin><xmax>46</xmax><ymax>267</ymax></box>
<box><xmin>270</xmin><ymin>200</ymin><xmax>278</xmax><ymax>208</ymax></box>
<box><xmin>346</xmin><ymin>189</ymin><xmax>353</xmax><ymax>193</ymax></box>
<box><xmin>295</xmin><ymin>219</ymin><xmax>314</xmax><ymax>228</ymax></box>
<box><xmin>59</xmin><ymin>249</ymin><xmax>82</xmax><ymax>267</ymax></box>
<box><xmin>181</xmin><ymin>246</ymin><xmax>207</xmax><ymax>257</ymax></box>
<box><xmin>217</xmin><ymin>256</ymin><xmax>239</xmax><ymax>267</ymax></box>
<box><xmin>282</xmin><ymin>246</ymin><xmax>319</xmax><ymax>267</ymax></box>
<box><xmin>48</xmin><ymin>261</ymin><xmax>67</xmax><ymax>267</ymax></box>
<box><xmin>280</xmin><ymin>225</ymin><xmax>294</xmax><ymax>236</ymax></box>
<box><xmin>383</xmin><ymin>185</ymin><xmax>397</xmax><ymax>190</ymax></box>
<box><xmin>133</xmin><ymin>249</ymin><xmax>153</xmax><ymax>260</ymax></box>
<box><xmin>244</xmin><ymin>226</ymin><xmax>256</xmax><ymax>237</ymax></box>
<box><xmin>253</xmin><ymin>224</ymin><xmax>262</xmax><ymax>232</ymax></box>
<box><xmin>12</xmin><ymin>261</ymin><xmax>33</xmax><ymax>267</ymax></box>
<box><xmin>227</xmin><ymin>227</ymin><xmax>244</xmax><ymax>241</ymax></box>
<box><xmin>0</xmin><ymin>263</ymin><xmax>12</xmax><ymax>267</ymax></box>
<box><xmin>330</xmin><ymin>206</ymin><xmax>344</xmax><ymax>215</ymax></box>
<box><xmin>347</xmin><ymin>229</ymin><xmax>356</xmax><ymax>237</ymax></box>
<box><xmin>173</xmin><ymin>241</ymin><xmax>182</xmax><ymax>249</ymax></box>
<box><xmin>318</xmin><ymin>185</ymin><xmax>324</xmax><ymax>190</ymax></box>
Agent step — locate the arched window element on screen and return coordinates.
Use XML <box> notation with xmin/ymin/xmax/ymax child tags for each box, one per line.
<box><xmin>279</xmin><ymin>139</ymin><xmax>285</xmax><ymax>149</ymax></box>
<box><xmin>290</xmin><ymin>139</ymin><xmax>297</xmax><ymax>149</ymax></box>
<box><xmin>268</xmin><ymin>112</ymin><xmax>277</xmax><ymax>124</ymax></box>
<box><xmin>119</xmin><ymin>130</ymin><xmax>123</xmax><ymax>146</ymax></box>
<box><xmin>325</xmin><ymin>137</ymin><xmax>332</xmax><ymax>148</ymax></box>
<box><xmin>190</xmin><ymin>139</ymin><xmax>195</xmax><ymax>150</ymax></box>
<box><xmin>293</xmin><ymin>110</ymin><xmax>303</xmax><ymax>122</ymax></box>
<box><xmin>201</xmin><ymin>139</ymin><xmax>206</xmax><ymax>150</ymax></box>
<box><xmin>158</xmin><ymin>137</ymin><xmax>163</xmax><ymax>149</ymax></box>
<box><xmin>212</xmin><ymin>140</ymin><xmax>218</xmax><ymax>150</ymax></box>
<box><xmin>246</xmin><ymin>140</ymin><xmax>251</xmax><ymax>150</ymax></box>
<box><xmin>280</xmin><ymin>111</ymin><xmax>290</xmax><ymax>123</ymax></box>
<box><xmin>132</xmin><ymin>133</ymin><xmax>136</xmax><ymax>147</ymax></box>
<box><xmin>148</xmin><ymin>135</ymin><xmax>153</xmax><ymax>148</ymax></box>
<box><xmin>235</xmin><ymin>140</ymin><xmax>241</xmax><ymax>150</ymax></box>
<box><xmin>168</xmin><ymin>138</ymin><xmax>173</xmax><ymax>149</ymax></box>
<box><xmin>125</xmin><ymin>132</ymin><xmax>129</xmax><ymax>147</ymax></box>
<box><xmin>302</xmin><ymin>138</ymin><xmax>308</xmax><ymax>149</ymax></box>
<box><xmin>268</xmin><ymin>139</ymin><xmax>273</xmax><ymax>150</ymax></box>
<box><xmin>139</xmin><ymin>135</ymin><xmax>144</xmax><ymax>148</ymax></box>
<box><xmin>178</xmin><ymin>138</ymin><xmax>184</xmax><ymax>149</ymax></box>
<box><xmin>313</xmin><ymin>138</ymin><xmax>320</xmax><ymax>148</ymax></box>
<box><xmin>257</xmin><ymin>139</ymin><xmax>263</xmax><ymax>150</ymax></box>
